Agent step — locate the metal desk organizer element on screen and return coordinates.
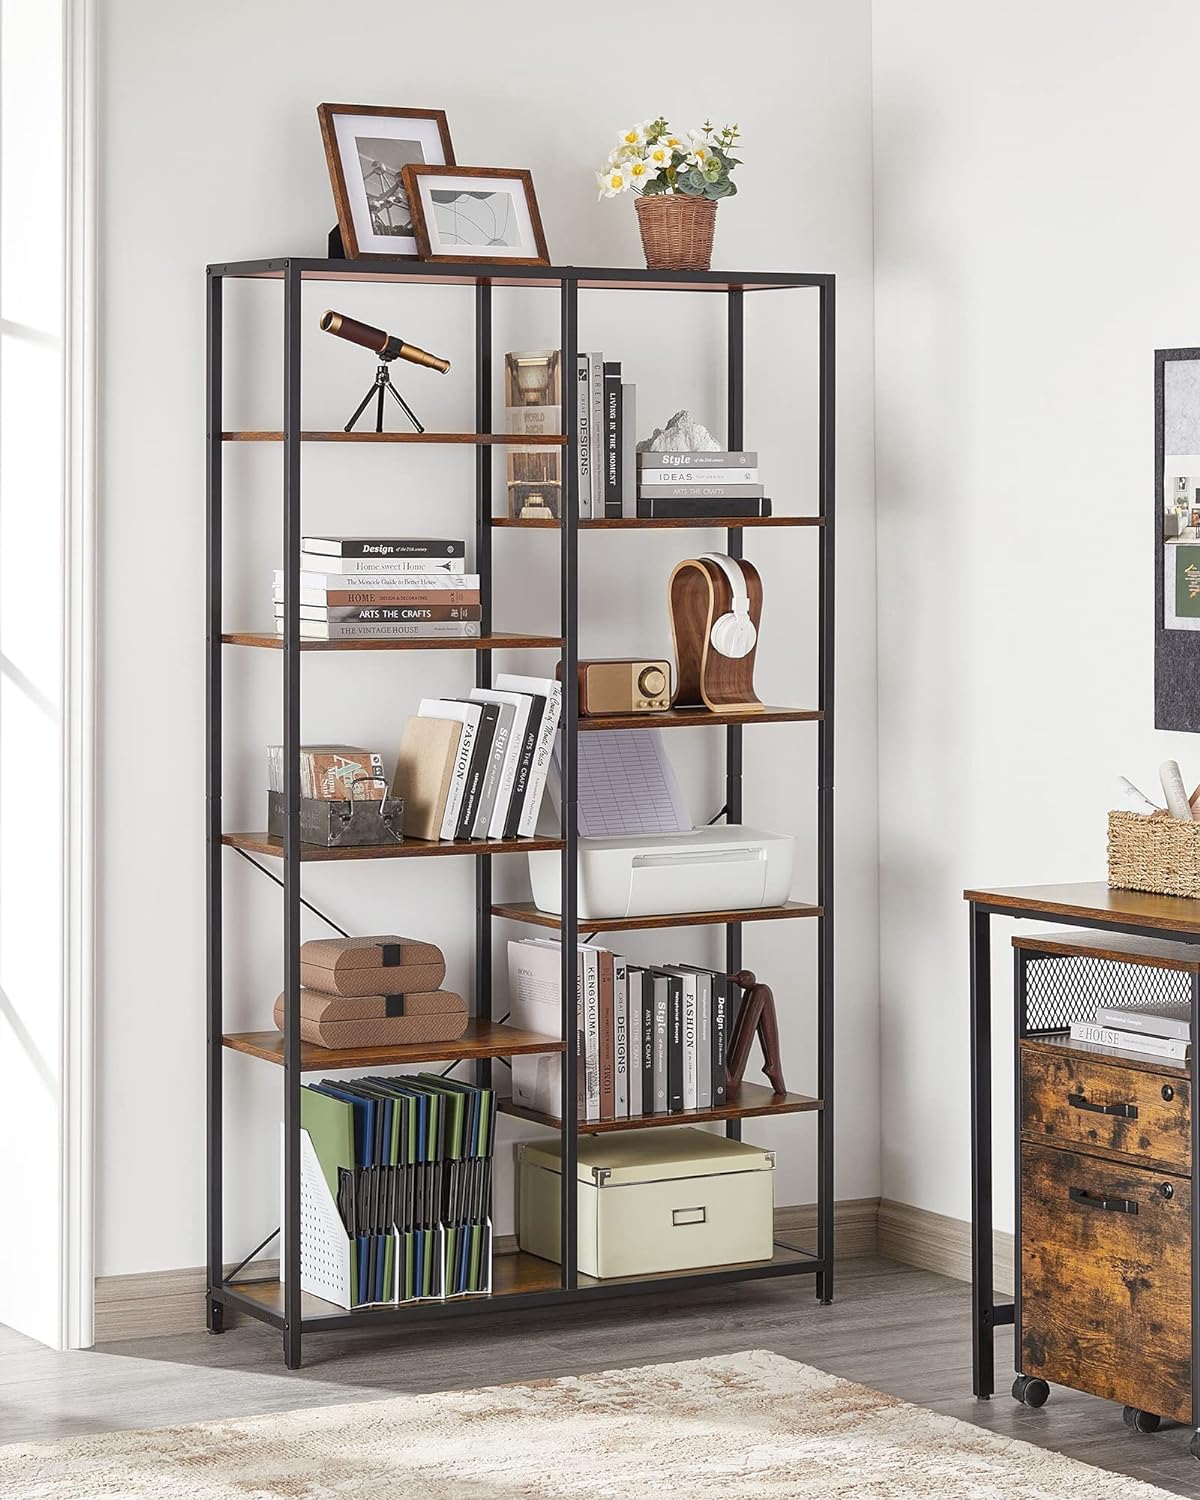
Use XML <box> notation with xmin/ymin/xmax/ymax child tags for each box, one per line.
<box><xmin>267</xmin><ymin>779</ymin><xmax>404</xmax><ymax>848</ymax></box>
<box><xmin>965</xmin><ymin>882</ymin><xmax>1200</xmax><ymax>1462</ymax></box>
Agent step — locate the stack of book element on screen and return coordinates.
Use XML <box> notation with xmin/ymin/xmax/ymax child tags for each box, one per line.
<box><xmin>274</xmin><ymin>536</ymin><xmax>480</xmax><ymax>641</ymax></box>
<box><xmin>300</xmin><ymin>1072</ymin><xmax>495</xmax><ymax>1307</ymax></box>
<box><xmin>391</xmin><ymin>672</ymin><xmax>562</xmax><ymax>842</ymax></box>
<box><xmin>637</xmin><ymin>450</ymin><xmax>770</xmax><ymax>519</ymax></box>
<box><xmin>506</xmin><ymin>939</ymin><xmax>739</xmax><ymax>1122</ymax></box>
<box><xmin>1070</xmin><ymin>1001</ymin><xmax>1191</xmax><ymax>1062</ymax></box>
<box><xmin>574</xmin><ymin>352</ymin><xmax>636</xmax><ymax>519</ymax></box>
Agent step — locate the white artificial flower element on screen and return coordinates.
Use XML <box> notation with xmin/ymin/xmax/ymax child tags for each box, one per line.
<box><xmin>626</xmin><ymin>157</ymin><xmax>658</xmax><ymax>187</ymax></box>
<box><xmin>686</xmin><ymin>142</ymin><xmax>713</xmax><ymax>167</ymax></box>
<box><xmin>608</xmin><ymin>142</ymin><xmax>641</xmax><ymax>165</ymax></box>
<box><xmin>644</xmin><ymin>141</ymin><xmax>671</xmax><ymax>168</ymax></box>
<box><xmin>596</xmin><ymin>164</ymin><xmax>631</xmax><ymax>199</ymax></box>
<box><xmin>657</xmin><ymin>132</ymin><xmax>685</xmax><ymax>152</ymax></box>
<box><xmin>617</xmin><ymin>122</ymin><xmax>647</xmax><ymax>149</ymax></box>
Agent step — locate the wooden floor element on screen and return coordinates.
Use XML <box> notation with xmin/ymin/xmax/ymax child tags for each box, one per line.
<box><xmin>2</xmin><ymin>1255</ymin><xmax>1200</xmax><ymax>1496</ymax></box>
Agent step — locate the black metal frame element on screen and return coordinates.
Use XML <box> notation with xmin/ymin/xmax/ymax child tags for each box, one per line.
<box><xmin>969</xmin><ymin>900</ymin><xmax>1200</xmax><ymax>1447</ymax></box>
<box><xmin>205</xmin><ymin>256</ymin><xmax>836</xmax><ymax>1367</ymax></box>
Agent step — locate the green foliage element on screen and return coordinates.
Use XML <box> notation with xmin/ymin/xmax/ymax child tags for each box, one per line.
<box><xmin>596</xmin><ymin>118</ymin><xmax>744</xmax><ymax>201</ymax></box>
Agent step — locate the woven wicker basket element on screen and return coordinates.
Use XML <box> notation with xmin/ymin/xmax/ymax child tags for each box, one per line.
<box><xmin>635</xmin><ymin>194</ymin><xmax>717</xmax><ymax>271</ymax></box>
<box><xmin>1107</xmin><ymin>809</ymin><xmax>1200</xmax><ymax>898</ymax></box>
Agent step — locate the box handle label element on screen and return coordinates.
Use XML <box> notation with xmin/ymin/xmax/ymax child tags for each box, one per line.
<box><xmin>672</xmin><ymin>1206</ymin><xmax>707</xmax><ymax>1226</ymax></box>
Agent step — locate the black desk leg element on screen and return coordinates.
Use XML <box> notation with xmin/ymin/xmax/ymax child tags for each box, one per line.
<box><xmin>970</xmin><ymin>900</ymin><xmax>995</xmax><ymax>1399</ymax></box>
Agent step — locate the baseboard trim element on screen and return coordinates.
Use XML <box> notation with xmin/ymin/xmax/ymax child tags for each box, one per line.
<box><xmin>93</xmin><ymin>1199</ymin><xmax>882</xmax><ymax>1344</ymax></box>
<box><xmin>878</xmin><ymin>1198</ymin><xmax>1013</xmax><ymax>1297</ymax></box>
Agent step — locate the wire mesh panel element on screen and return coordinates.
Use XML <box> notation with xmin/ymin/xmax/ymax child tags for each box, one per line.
<box><xmin>1022</xmin><ymin>952</ymin><xmax>1192</xmax><ymax>1035</ymax></box>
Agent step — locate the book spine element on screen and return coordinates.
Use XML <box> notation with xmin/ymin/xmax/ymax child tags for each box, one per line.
<box><xmin>284</xmin><ymin>605</ymin><xmax>483</xmax><ymax>623</ymax></box>
<box><xmin>682</xmin><ymin>979</ymin><xmax>698</xmax><ymax>1110</ymax></box>
<box><xmin>1093</xmin><ymin>1006</ymin><xmax>1192</xmax><ymax>1041</ymax></box>
<box><xmin>517</xmin><ymin>684</ymin><xmax>562</xmax><ymax>837</ymax></box>
<box><xmin>276</xmin><ymin>589</ymin><xmax>482</xmax><ymax>608</ymax></box>
<box><xmin>696</xmin><ymin>982</ymin><xmax>712</xmax><ymax>1109</ymax></box>
<box><xmin>280</xmin><ymin>571</ymin><xmax>479</xmax><ymax>590</ymax></box>
<box><xmin>621</xmin><ymin>383</ymin><xmax>637</xmax><ymax>519</ymax></box>
<box><xmin>603</xmin><ymin>362</ymin><xmax>621</xmax><ymax>518</ymax></box>
<box><xmin>637</xmin><ymin>482</ymin><xmax>765</xmax><ymax>500</ymax></box>
<box><xmin>712</xmin><ymin>976</ymin><xmax>729</xmax><ymax>1105</ymax></box>
<box><xmin>471</xmin><ymin>706</ymin><xmax>512</xmax><ymax>839</ymax></box>
<box><xmin>286</xmin><ymin>621</ymin><xmax>482</xmax><ymax>639</ymax></box>
<box><xmin>297</xmin><ymin>555</ymin><xmax>469</xmax><ymax>576</ymax></box>
<box><xmin>584</xmin><ymin>949</ymin><xmax>601</xmax><ymax>1121</ymax></box>
<box><xmin>667</xmin><ymin>977</ymin><xmax>684</xmax><ymax>1112</ymax></box>
<box><xmin>486</xmin><ymin>699</ymin><xmax>529</xmax><ymax>840</ymax></box>
<box><xmin>598</xmin><ymin>950</ymin><xmax>615</xmax><ymax>1121</ymax></box>
<box><xmin>589</xmin><ymin>355</ymin><xmax>605</xmax><ymax>518</ymax></box>
<box><xmin>638</xmin><ymin>450</ymin><xmax>758</xmax><ymax>469</ymax></box>
<box><xmin>652</xmin><ymin>982</ymin><xmax>669</xmax><ymax>1113</ymax></box>
<box><xmin>614</xmin><ymin>958</ymin><xmax>628</xmax><ymax>1119</ymax></box>
<box><xmin>641</xmin><ymin>975</ymin><xmax>655</xmax><ymax>1117</ymax></box>
<box><xmin>626</xmin><ymin>969</ymin><xmax>642</xmax><ymax>1117</ymax></box>
<box><xmin>502</xmin><ymin>696</ymin><xmax>545</xmax><ymax>839</ymax></box>
<box><xmin>575</xmin><ymin>354</ymin><xmax>592</xmax><ymax>520</ymax></box>
<box><xmin>636</xmin><ymin>497</ymin><xmax>771</xmax><ymax>519</ymax></box>
<box><xmin>638</xmin><ymin>468</ymin><xmax>759</xmax><ymax>486</ymax></box>
<box><xmin>577</xmin><ymin>950</ymin><xmax>587</xmax><ymax>1122</ymax></box>
<box><xmin>439</xmin><ymin>715</ymin><xmax>478</xmax><ymax>840</ymax></box>
<box><xmin>302</xmin><ymin>539</ymin><xmax>466</xmax><ymax>559</ymax></box>
<box><xmin>1068</xmin><ymin>1020</ymin><xmax>1190</xmax><ymax>1059</ymax></box>
<box><xmin>455</xmin><ymin>704</ymin><xmax>497</xmax><ymax>838</ymax></box>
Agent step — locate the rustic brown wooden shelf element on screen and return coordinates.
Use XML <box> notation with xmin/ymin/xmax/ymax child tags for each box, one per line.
<box><xmin>223</xmin><ymin>831</ymin><xmax>563</xmax><ymax>862</ymax></box>
<box><xmin>500</xmin><ymin>1081</ymin><xmax>822</xmax><ymax>1136</ymax></box>
<box><xmin>223</xmin><ymin>1019</ymin><xmax>563</xmax><ymax>1071</ymax></box>
<box><xmin>223</xmin><ymin>431</ymin><xmax>567</xmax><ymax>445</ymax></box>
<box><xmin>490</xmin><ymin>899</ymin><xmax>821</xmax><ymax>932</ymax></box>
<box><xmin>226</xmin><ymin>1241</ymin><xmax>819</xmax><ymax>1323</ymax></box>
<box><xmin>1013</xmin><ymin>927</ymin><xmax>1200</xmax><ymax>971</ymax></box>
<box><xmin>578</xmin><ymin>705</ymin><xmax>820</xmax><ymax>731</ymax></box>
<box><xmin>221</xmin><ymin>631</ymin><xmax>563</xmax><ymax>652</ymax></box>
<box><xmin>492</xmin><ymin>515</ymin><xmax>823</xmax><ymax>530</ymax></box>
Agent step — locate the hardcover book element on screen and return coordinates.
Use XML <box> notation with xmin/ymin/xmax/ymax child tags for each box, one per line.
<box><xmin>598</xmin><ymin>949</ymin><xmax>616</xmax><ymax>1120</ymax></box>
<box><xmin>280</xmin><ymin>620</ymin><xmax>482</xmax><ymax>640</ymax></box>
<box><xmin>638</xmin><ymin>450</ymin><xmax>758</xmax><ymax>469</ymax></box>
<box><xmin>391</xmin><ymin>718</ymin><xmax>463</xmax><ymax>841</ymax></box>
<box><xmin>603</xmin><ymin>361</ymin><xmax>622</xmax><ymax>518</ymax></box>
<box><xmin>296</xmin><ymin>554</ymin><xmax>469</xmax><ymax>577</ymax></box>
<box><xmin>1093</xmin><ymin>1002</ymin><xmax>1191</xmax><ymax>1041</ymax></box>
<box><xmin>613</xmin><ymin>956</ymin><xmax>629</xmax><ymax>1119</ymax></box>
<box><xmin>638</xmin><ymin>468</ymin><xmax>759</xmax><ymax>485</ymax></box>
<box><xmin>278</xmin><ymin>569</ymin><xmax>478</xmax><ymax>592</ymax></box>
<box><xmin>576</xmin><ymin>353</ymin><xmax>593</xmax><ymax>519</ymax></box>
<box><xmin>417</xmin><ymin>699</ymin><xmax>482</xmax><ymax>839</ymax></box>
<box><xmin>620</xmin><ymin>383</ymin><xmax>638</xmax><ymax>519</ymax></box>
<box><xmin>278</xmin><ymin>604</ymin><xmax>482</xmax><ymax>623</ymax></box>
<box><xmin>1068</xmin><ymin>1019</ymin><xmax>1191</xmax><ymax>1061</ymax></box>
<box><xmin>274</xmin><ymin>584</ymin><xmax>481</xmax><ymax>608</ymax></box>
<box><xmin>302</xmin><ymin>537</ymin><xmax>466</xmax><ymax>560</ymax></box>
<box><xmin>637</xmin><ymin>482</ymin><xmax>765</xmax><ymax>500</ymax></box>
<box><xmin>636</xmin><ymin>497</ymin><xmax>772</xmax><ymax>519</ymax></box>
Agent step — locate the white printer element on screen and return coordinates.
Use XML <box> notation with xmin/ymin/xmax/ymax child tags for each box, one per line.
<box><xmin>528</xmin><ymin>824</ymin><xmax>795</xmax><ymax>920</ymax></box>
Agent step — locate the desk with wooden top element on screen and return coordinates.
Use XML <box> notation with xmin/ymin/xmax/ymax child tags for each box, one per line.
<box><xmin>965</xmin><ymin>881</ymin><xmax>1200</xmax><ymax>1436</ymax></box>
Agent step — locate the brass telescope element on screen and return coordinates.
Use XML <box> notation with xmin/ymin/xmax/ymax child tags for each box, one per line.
<box><xmin>319</xmin><ymin>310</ymin><xmax>451</xmax><ymax>432</ymax></box>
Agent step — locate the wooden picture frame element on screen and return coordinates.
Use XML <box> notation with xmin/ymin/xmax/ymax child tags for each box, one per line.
<box><xmin>318</xmin><ymin>104</ymin><xmax>455</xmax><ymax>260</ymax></box>
<box><xmin>400</xmin><ymin>165</ymin><xmax>550</xmax><ymax>266</ymax></box>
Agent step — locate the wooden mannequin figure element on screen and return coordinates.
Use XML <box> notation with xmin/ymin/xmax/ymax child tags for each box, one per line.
<box><xmin>726</xmin><ymin>969</ymin><xmax>786</xmax><ymax>1096</ymax></box>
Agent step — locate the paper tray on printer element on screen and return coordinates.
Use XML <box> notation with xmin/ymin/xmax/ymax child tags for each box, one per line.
<box><xmin>527</xmin><ymin>825</ymin><xmax>795</xmax><ymax>921</ymax></box>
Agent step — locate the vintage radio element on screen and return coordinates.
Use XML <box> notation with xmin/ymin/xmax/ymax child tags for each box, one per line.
<box><xmin>557</xmin><ymin>658</ymin><xmax>672</xmax><ymax>715</ymax></box>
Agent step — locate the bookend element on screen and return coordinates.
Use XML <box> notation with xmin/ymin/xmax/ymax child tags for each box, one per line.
<box><xmin>668</xmin><ymin>555</ymin><xmax>764</xmax><ymax>713</ymax></box>
<box><xmin>726</xmin><ymin>970</ymin><xmax>786</xmax><ymax>1096</ymax></box>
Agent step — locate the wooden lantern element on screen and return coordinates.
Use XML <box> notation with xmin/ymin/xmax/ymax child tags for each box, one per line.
<box><xmin>668</xmin><ymin>554</ymin><xmax>764</xmax><ymax>713</ymax></box>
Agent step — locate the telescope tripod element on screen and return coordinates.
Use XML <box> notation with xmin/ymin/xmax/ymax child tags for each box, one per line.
<box><xmin>343</xmin><ymin>361</ymin><xmax>425</xmax><ymax>434</ymax></box>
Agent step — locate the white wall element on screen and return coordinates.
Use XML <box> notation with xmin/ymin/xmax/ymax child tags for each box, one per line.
<box><xmin>96</xmin><ymin>0</ymin><xmax>879</xmax><ymax>1277</ymax></box>
<box><xmin>873</xmin><ymin>0</ymin><xmax>1200</xmax><ymax>1231</ymax></box>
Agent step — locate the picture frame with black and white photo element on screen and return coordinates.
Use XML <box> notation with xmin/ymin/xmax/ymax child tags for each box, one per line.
<box><xmin>401</xmin><ymin>165</ymin><xmax>550</xmax><ymax>265</ymax></box>
<box><xmin>318</xmin><ymin>104</ymin><xmax>455</xmax><ymax>259</ymax></box>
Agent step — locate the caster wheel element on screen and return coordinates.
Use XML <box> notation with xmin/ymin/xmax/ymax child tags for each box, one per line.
<box><xmin>1122</xmin><ymin>1406</ymin><xmax>1161</xmax><ymax>1433</ymax></box>
<box><xmin>1012</xmin><ymin>1375</ymin><xmax>1050</xmax><ymax>1408</ymax></box>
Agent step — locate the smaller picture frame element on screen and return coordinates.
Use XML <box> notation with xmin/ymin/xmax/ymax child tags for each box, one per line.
<box><xmin>401</xmin><ymin>165</ymin><xmax>550</xmax><ymax>265</ymax></box>
<box><xmin>318</xmin><ymin>104</ymin><xmax>455</xmax><ymax>259</ymax></box>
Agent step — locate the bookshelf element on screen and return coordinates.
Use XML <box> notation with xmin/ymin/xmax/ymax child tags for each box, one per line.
<box><xmin>206</xmin><ymin>256</ymin><xmax>835</xmax><ymax>1368</ymax></box>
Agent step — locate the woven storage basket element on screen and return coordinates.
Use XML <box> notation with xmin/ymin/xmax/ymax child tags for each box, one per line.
<box><xmin>635</xmin><ymin>194</ymin><xmax>717</xmax><ymax>271</ymax></box>
<box><xmin>1107</xmin><ymin>809</ymin><xmax>1200</xmax><ymax>898</ymax></box>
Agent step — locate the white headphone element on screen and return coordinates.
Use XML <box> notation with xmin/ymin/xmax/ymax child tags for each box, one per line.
<box><xmin>700</xmin><ymin>553</ymin><xmax>757</xmax><ymax>659</ymax></box>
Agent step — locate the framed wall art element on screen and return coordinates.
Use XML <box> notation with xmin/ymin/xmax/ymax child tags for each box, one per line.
<box><xmin>318</xmin><ymin>104</ymin><xmax>455</xmax><ymax>259</ymax></box>
<box><xmin>401</xmin><ymin>165</ymin><xmax>549</xmax><ymax>265</ymax></box>
<box><xmin>1155</xmin><ymin>346</ymin><xmax>1200</xmax><ymax>729</ymax></box>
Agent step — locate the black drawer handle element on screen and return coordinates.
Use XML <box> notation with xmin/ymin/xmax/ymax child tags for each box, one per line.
<box><xmin>1069</xmin><ymin>1187</ymin><xmax>1139</xmax><ymax>1215</ymax></box>
<box><xmin>1067</xmin><ymin>1091</ymin><xmax>1138</xmax><ymax>1120</ymax></box>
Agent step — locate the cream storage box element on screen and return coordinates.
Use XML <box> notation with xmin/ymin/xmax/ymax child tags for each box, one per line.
<box><xmin>518</xmin><ymin>1128</ymin><xmax>774</xmax><ymax>1279</ymax></box>
<box><xmin>526</xmin><ymin>825</ymin><xmax>795</xmax><ymax>920</ymax></box>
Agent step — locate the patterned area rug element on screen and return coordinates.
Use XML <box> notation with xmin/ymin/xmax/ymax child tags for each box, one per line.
<box><xmin>0</xmin><ymin>1349</ymin><xmax>1178</xmax><ymax>1499</ymax></box>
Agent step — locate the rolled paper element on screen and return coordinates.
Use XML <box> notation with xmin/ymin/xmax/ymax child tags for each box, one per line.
<box><xmin>1159</xmin><ymin>760</ymin><xmax>1194</xmax><ymax>821</ymax></box>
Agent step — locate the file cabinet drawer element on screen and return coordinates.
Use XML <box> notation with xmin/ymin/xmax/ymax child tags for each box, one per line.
<box><xmin>1020</xmin><ymin>1041</ymin><xmax>1189</xmax><ymax>1172</ymax></box>
<box><xmin>1020</xmin><ymin>1141</ymin><xmax>1191</xmax><ymax>1424</ymax></box>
